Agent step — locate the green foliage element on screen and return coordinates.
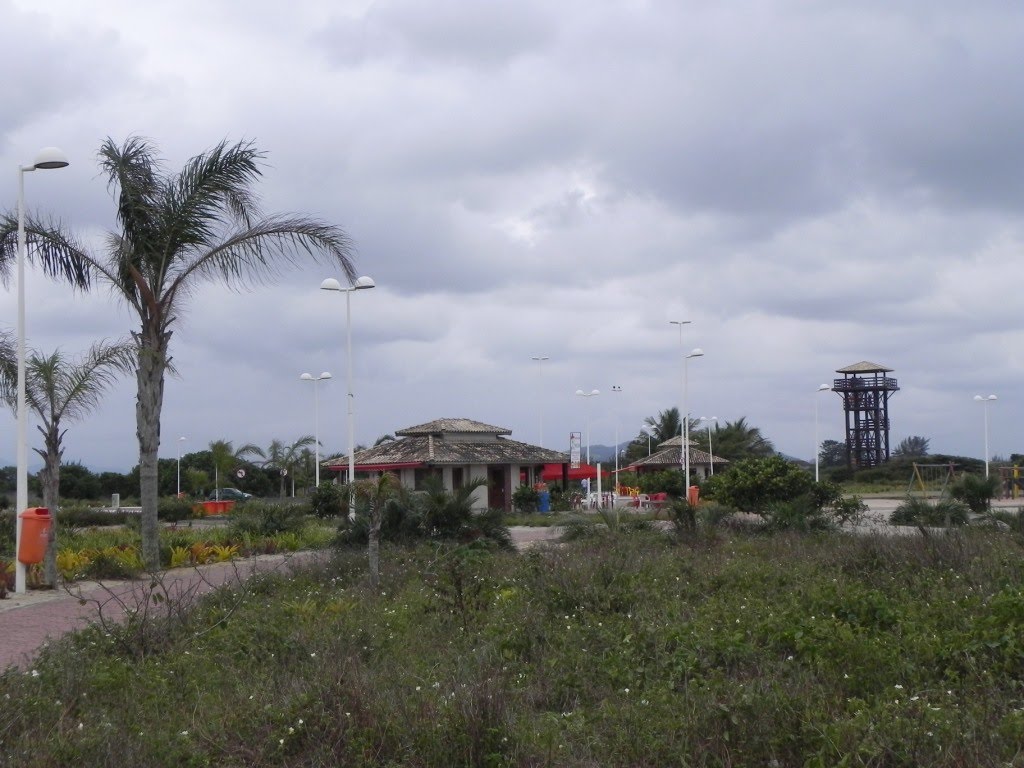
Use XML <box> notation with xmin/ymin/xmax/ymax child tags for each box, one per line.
<box><xmin>891</xmin><ymin>496</ymin><xmax>970</xmax><ymax>526</ymax></box>
<box><xmin>308</xmin><ymin>481</ymin><xmax>345</xmax><ymax>518</ymax></box>
<box><xmin>157</xmin><ymin>496</ymin><xmax>194</xmax><ymax>523</ymax></box>
<box><xmin>636</xmin><ymin>469</ymin><xmax>682</xmax><ymax>497</ymax></box>
<box><xmin>511</xmin><ymin>484</ymin><xmax>539</xmax><ymax>513</ymax></box>
<box><xmin>228</xmin><ymin>501</ymin><xmax>308</xmax><ymax>538</ymax></box>
<box><xmin>893</xmin><ymin>434</ymin><xmax>931</xmax><ymax>457</ymax></box>
<box><xmin>950</xmin><ymin>473</ymin><xmax>1001</xmax><ymax>513</ymax></box>
<box><xmin>7</xmin><ymin>533</ymin><xmax>1024</xmax><ymax>765</ymax></box>
<box><xmin>818</xmin><ymin>439</ymin><xmax>846</xmax><ymax>468</ymax></box>
<box><xmin>703</xmin><ymin>454</ymin><xmax>814</xmax><ymax>512</ymax></box>
<box><xmin>708</xmin><ymin>416</ymin><xmax>775</xmax><ymax>460</ymax></box>
<box><xmin>337</xmin><ymin>477</ymin><xmax>512</xmax><ymax>549</ymax></box>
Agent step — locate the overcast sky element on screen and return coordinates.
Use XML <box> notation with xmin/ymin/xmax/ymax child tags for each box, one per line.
<box><xmin>2</xmin><ymin>0</ymin><xmax>1023</xmax><ymax>474</ymax></box>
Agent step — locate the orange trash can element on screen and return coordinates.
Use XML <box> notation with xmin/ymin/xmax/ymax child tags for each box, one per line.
<box><xmin>18</xmin><ymin>507</ymin><xmax>52</xmax><ymax>565</ymax></box>
<box><xmin>687</xmin><ymin>486</ymin><xmax>700</xmax><ymax>506</ymax></box>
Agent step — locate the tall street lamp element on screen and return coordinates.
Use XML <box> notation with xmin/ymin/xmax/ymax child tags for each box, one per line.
<box><xmin>531</xmin><ymin>355</ymin><xmax>549</xmax><ymax>446</ymax></box>
<box><xmin>815</xmin><ymin>384</ymin><xmax>831</xmax><ymax>482</ymax></box>
<box><xmin>641</xmin><ymin>424</ymin><xmax>653</xmax><ymax>455</ymax></box>
<box><xmin>611</xmin><ymin>385</ymin><xmax>622</xmax><ymax>483</ymax></box>
<box><xmin>973</xmin><ymin>394</ymin><xmax>997</xmax><ymax>478</ymax></box>
<box><xmin>15</xmin><ymin>147</ymin><xmax>69</xmax><ymax>594</ymax></box>
<box><xmin>301</xmin><ymin>372</ymin><xmax>333</xmax><ymax>487</ymax></box>
<box><xmin>321</xmin><ymin>276</ymin><xmax>375</xmax><ymax>517</ymax></box>
<box><xmin>176</xmin><ymin>436</ymin><xmax>187</xmax><ymax>496</ymax></box>
<box><xmin>683</xmin><ymin>348</ymin><xmax>704</xmax><ymax>492</ymax></box>
<box><xmin>698</xmin><ymin>416</ymin><xmax>717</xmax><ymax>476</ymax></box>
<box><xmin>575</xmin><ymin>388</ymin><xmax>600</xmax><ymax>464</ymax></box>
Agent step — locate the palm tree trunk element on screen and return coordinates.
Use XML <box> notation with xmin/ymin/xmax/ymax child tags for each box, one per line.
<box><xmin>39</xmin><ymin>434</ymin><xmax>61</xmax><ymax>587</ymax></box>
<box><xmin>136</xmin><ymin>329</ymin><xmax>168</xmax><ymax>570</ymax></box>
<box><xmin>368</xmin><ymin>508</ymin><xmax>381</xmax><ymax>588</ymax></box>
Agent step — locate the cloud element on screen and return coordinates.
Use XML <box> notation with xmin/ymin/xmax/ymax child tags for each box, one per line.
<box><xmin>1</xmin><ymin>0</ymin><xmax>1023</xmax><ymax>476</ymax></box>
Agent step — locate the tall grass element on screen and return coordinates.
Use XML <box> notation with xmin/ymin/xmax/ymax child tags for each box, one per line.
<box><xmin>3</xmin><ymin>530</ymin><xmax>1024</xmax><ymax>765</ymax></box>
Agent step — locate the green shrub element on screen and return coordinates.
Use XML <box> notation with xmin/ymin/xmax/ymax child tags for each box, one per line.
<box><xmin>950</xmin><ymin>473</ymin><xmax>1001</xmax><ymax>513</ymax></box>
<box><xmin>309</xmin><ymin>481</ymin><xmax>345</xmax><ymax>518</ymax></box>
<box><xmin>157</xmin><ymin>496</ymin><xmax>194</xmax><ymax>523</ymax></box>
<box><xmin>58</xmin><ymin>504</ymin><xmax>136</xmax><ymax>528</ymax></box>
<box><xmin>228</xmin><ymin>501</ymin><xmax>308</xmax><ymax>538</ymax></box>
<box><xmin>0</xmin><ymin>510</ymin><xmax>15</xmax><ymax>557</ymax></box>
<box><xmin>702</xmin><ymin>455</ymin><xmax>814</xmax><ymax>513</ymax></box>
<box><xmin>511</xmin><ymin>484</ymin><xmax>539</xmax><ymax>513</ymax></box>
<box><xmin>891</xmin><ymin>496</ymin><xmax>970</xmax><ymax>526</ymax></box>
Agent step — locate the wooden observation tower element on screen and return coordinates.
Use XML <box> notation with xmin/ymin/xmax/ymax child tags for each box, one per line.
<box><xmin>832</xmin><ymin>361</ymin><xmax>899</xmax><ymax>469</ymax></box>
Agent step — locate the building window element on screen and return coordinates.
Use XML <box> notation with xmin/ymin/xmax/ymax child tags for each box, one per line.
<box><xmin>451</xmin><ymin>467</ymin><xmax>464</xmax><ymax>490</ymax></box>
<box><xmin>414</xmin><ymin>467</ymin><xmax>442</xmax><ymax>490</ymax></box>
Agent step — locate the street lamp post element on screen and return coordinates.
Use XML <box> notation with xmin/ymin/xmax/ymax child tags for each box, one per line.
<box><xmin>611</xmin><ymin>385</ymin><xmax>622</xmax><ymax>485</ymax></box>
<box><xmin>176</xmin><ymin>436</ymin><xmax>187</xmax><ymax>496</ymax></box>
<box><xmin>815</xmin><ymin>384</ymin><xmax>831</xmax><ymax>482</ymax></box>
<box><xmin>641</xmin><ymin>424</ymin><xmax>653</xmax><ymax>455</ymax></box>
<box><xmin>531</xmin><ymin>355</ymin><xmax>549</xmax><ymax>446</ymax></box>
<box><xmin>15</xmin><ymin>147</ymin><xmax>69</xmax><ymax>594</ymax></box>
<box><xmin>321</xmin><ymin>276</ymin><xmax>375</xmax><ymax>517</ymax></box>
<box><xmin>698</xmin><ymin>416</ymin><xmax>718</xmax><ymax>476</ymax></box>
<box><xmin>973</xmin><ymin>394</ymin><xmax>998</xmax><ymax>478</ymax></box>
<box><xmin>575</xmin><ymin>389</ymin><xmax>600</xmax><ymax>464</ymax></box>
<box><xmin>683</xmin><ymin>349</ymin><xmax>704</xmax><ymax>492</ymax></box>
<box><xmin>301</xmin><ymin>372</ymin><xmax>333</xmax><ymax>487</ymax></box>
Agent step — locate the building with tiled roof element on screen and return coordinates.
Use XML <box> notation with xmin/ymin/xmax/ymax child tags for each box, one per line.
<box><xmin>626</xmin><ymin>437</ymin><xmax>727</xmax><ymax>478</ymax></box>
<box><xmin>326</xmin><ymin>418</ymin><xmax>569</xmax><ymax>511</ymax></box>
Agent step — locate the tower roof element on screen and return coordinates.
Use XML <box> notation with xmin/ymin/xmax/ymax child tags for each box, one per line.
<box><xmin>836</xmin><ymin>361</ymin><xmax>892</xmax><ymax>374</ymax></box>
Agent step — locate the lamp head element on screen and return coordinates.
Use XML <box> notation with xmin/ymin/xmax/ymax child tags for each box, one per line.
<box><xmin>818</xmin><ymin>384</ymin><xmax>831</xmax><ymax>392</ymax></box>
<box><xmin>300</xmin><ymin>373</ymin><xmax>314</xmax><ymax>381</ymax></box>
<box><xmin>319</xmin><ymin>372</ymin><xmax>333</xmax><ymax>380</ymax></box>
<box><xmin>687</xmin><ymin>348</ymin><xmax>704</xmax><ymax>358</ymax></box>
<box><xmin>353</xmin><ymin>275</ymin><xmax>375</xmax><ymax>290</ymax></box>
<box><xmin>32</xmin><ymin>147</ymin><xmax>69</xmax><ymax>170</ymax></box>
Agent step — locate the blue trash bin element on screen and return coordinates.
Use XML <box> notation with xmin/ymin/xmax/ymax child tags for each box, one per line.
<box><xmin>538</xmin><ymin>491</ymin><xmax>551</xmax><ymax>513</ymax></box>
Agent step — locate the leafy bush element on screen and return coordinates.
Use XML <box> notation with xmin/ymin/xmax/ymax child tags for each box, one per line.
<box><xmin>56</xmin><ymin>505</ymin><xmax>136</xmax><ymax>528</ymax></box>
<box><xmin>890</xmin><ymin>496</ymin><xmax>970</xmax><ymax>526</ymax></box>
<box><xmin>309</xmin><ymin>481</ymin><xmax>345</xmax><ymax>518</ymax></box>
<box><xmin>335</xmin><ymin>478</ymin><xmax>512</xmax><ymax>549</ymax></box>
<box><xmin>157</xmin><ymin>496</ymin><xmax>194</xmax><ymax>523</ymax></box>
<box><xmin>702</xmin><ymin>455</ymin><xmax>814</xmax><ymax>513</ymax></box>
<box><xmin>636</xmin><ymin>469</ymin><xmax>683</xmax><ymax>497</ymax></box>
<box><xmin>950</xmin><ymin>473</ymin><xmax>1001</xmax><ymax>513</ymax></box>
<box><xmin>0</xmin><ymin>510</ymin><xmax>14</xmax><ymax>557</ymax></box>
<box><xmin>511</xmin><ymin>484</ymin><xmax>539</xmax><ymax>513</ymax></box>
<box><xmin>228</xmin><ymin>501</ymin><xmax>308</xmax><ymax>538</ymax></box>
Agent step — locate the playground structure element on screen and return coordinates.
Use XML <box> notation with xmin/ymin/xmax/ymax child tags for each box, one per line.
<box><xmin>998</xmin><ymin>466</ymin><xmax>1024</xmax><ymax>499</ymax></box>
<box><xmin>907</xmin><ymin>462</ymin><xmax>957</xmax><ymax>500</ymax></box>
<box><xmin>832</xmin><ymin>361</ymin><xmax>899</xmax><ymax>469</ymax></box>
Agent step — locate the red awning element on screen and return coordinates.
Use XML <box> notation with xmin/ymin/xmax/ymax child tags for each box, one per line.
<box><xmin>540</xmin><ymin>462</ymin><xmax>609</xmax><ymax>481</ymax></box>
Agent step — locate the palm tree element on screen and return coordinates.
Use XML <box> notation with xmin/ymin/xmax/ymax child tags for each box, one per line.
<box><xmin>893</xmin><ymin>435</ymin><xmax>930</xmax><ymax>458</ymax></box>
<box><xmin>644</xmin><ymin>407</ymin><xmax>683</xmax><ymax>446</ymax></box>
<box><xmin>0</xmin><ymin>335</ymin><xmax>135</xmax><ymax>584</ymax></box>
<box><xmin>352</xmin><ymin>472</ymin><xmax>400</xmax><ymax>588</ymax></box>
<box><xmin>10</xmin><ymin>137</ymin><xmax>355</xmax><ymax>568</ymax></box>
<box><xmin>207</xmin><ymin>439</ymin><xmax>262</xmax><ymax>500</ymax></box>
<box><xmin>260</xmin><ymin>436</ymin><xmax>316</xmax><ymax>497</ymax></box>
<box><xmin>710</xmin><ymin>417</ymin><xmax>775</xmax><ymax>461</ymax></box>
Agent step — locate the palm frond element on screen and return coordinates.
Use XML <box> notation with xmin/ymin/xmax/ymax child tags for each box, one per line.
<box><xmin>0</xmin><ymin>213</ymin><xmax>92</xmax><ymax>288</ymax></box>
<box><xmin>167</xmin><ymin>214</ymin><xmax>355</xmax><ymax>305</ymax></box>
